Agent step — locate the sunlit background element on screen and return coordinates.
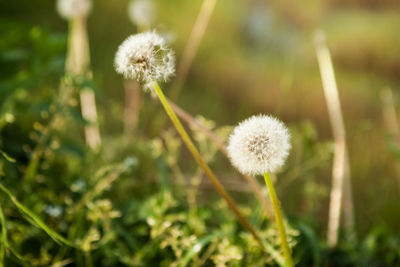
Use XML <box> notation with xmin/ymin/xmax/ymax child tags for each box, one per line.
<box><xmin>1</xmin><ymin>0</ymin><xmax>400</xmax><ymax>266</ymax></box>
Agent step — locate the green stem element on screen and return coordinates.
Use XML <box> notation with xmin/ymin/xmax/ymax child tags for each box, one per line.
<box><xmin>0</xmin><ymin>201</ymin><xmax>6</xmax><ymax>267</ymax></box>
<box><xmin>263</xmin><ymin>172</ymin><xmax>294</xmax><ymax>267</ymax></box>
<box><xmin>152</xmin><ymin>81</ymin><xmax>265</xmax><ymax>251</ymax></box>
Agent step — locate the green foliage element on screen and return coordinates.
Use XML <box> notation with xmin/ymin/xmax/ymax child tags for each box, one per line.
<box><xmin>0</xmin><ymin>0</ymin><xmax>399</xmax><ymax>266</ymax></box>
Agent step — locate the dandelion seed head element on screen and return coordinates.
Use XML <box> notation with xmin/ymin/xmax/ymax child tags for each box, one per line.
<box><xmin>114</xmin><ymin>31</ymin><xmax>175</xmax><ymax>91</ymax></box>
<box><xmin>128</xmin><ymin>0</ymin><xmax>156</xmax><ymax>28</ymax></box>
<box><xmin>227</xmin><ymin>115</ymin><xmax>291</xmax><ymax>175</ymax></box>
<box><xmin>56</xmin><ymin>0</ymin><xmax>92</xmax><ymax>20</ymax></box>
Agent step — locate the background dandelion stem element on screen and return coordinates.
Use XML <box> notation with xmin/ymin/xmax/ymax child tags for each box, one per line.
<box><xmin>314</xmin><ymin>30</ymin><xmax>355</xmax><ymax>247</ymax></box>
<box><xmin>169</xmin><ymin>0</ymin><xmax>217</xmax><ymax>100</ymax></box>
<box><xmin>381</xmin><ymin>88</ymin><xmax>400</xmax><ymax>147</ymax></box>
<box><xmin>263</xmin><ymin>172</ymin><xmax>294</xmax><ymax>267</ymax></box>
<box><xmin>152</xmin><ymin>81</ymin><xmax>267</xmax><ymax>252</ymax></box>
<box><xmin>124</xmin><ymin>80</ymin><xmax>141</xmax><ymax>134</ymax></box>
<box><xmin>166</xmin><ymin>98</ymin><xmax>275</xmax><ymax>220</ymax></box>
<box><xmin>380</xmin><ymin>87</ymin><xmax>400</xmax><ymax>191</ymax></box>
<box><xmin>66</xmin><ymin>16</ymin><xmax>101</xmax><ymax>150</ymax></box>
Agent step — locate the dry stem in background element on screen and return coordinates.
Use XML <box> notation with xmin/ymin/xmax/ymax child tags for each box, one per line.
<box><xmin>169</xmin><ymin>0</ymin><xmax>217</xmax><ymax>100</ymax></box>
<box><xmin>124</xmin><ymin>80</ymin><xmax>141</xmax><ymax>134</ymax></box>
<box><xmin>380</xmin><ymin>87</ymin><xmax>400</xmax><ymax>191</ymax></box>
<box><xmin>381</xmin><ymin>88</ymin><xmax>400</xmax><ymax>146</ymax></box>
<box><xmin>314</xmin><ymin>30</ymin><xmax>355</xmax><ymax>247</ymax></box>
<box><xmin>167</xmin><ymin>98</ymin><xmax>274</xmax><ymax>220</ymax></box>
<box><xmin>67</xmin><ymin>16</ymin><xmax>101</xmax><ymax>150</ymax></box>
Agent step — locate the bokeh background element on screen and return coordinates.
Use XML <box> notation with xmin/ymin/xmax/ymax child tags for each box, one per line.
<box><xmin>1</xmin><ymin>0</ymin><xmax>400</xmax><ymax>266</ymax></box>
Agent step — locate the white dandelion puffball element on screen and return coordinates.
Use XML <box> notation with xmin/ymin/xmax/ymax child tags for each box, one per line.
<box><xmin>128</xmin><ymin>0</ymin><xmax>156</xmax><ymax>28</ymax></box>
<box><xmin>228</xmin><ymin>115</ymin><xmax>291</xmax><ymax>176</ymax></box>
<box><xmin>56</xmin><ymin>0</ymin><xmax>92</xmax><ymax>19</ymax></box>
<box><xmin>114</xmin><ymin>31</ymin><xmax>175</xmax><ymax>91</ymax></box>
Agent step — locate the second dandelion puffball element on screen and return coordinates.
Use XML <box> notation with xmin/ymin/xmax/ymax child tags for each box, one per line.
<box><xmin>56</xmin><ymin>0</ymin><xmax>92</xmax><ymax>20</ymax></box>
<box><xmin>228</xmin><ymin>115</ymin><xmax>291</xmax><ymax>176</ymax></box>
<box><xmin>128</xmin><ymin>0</ymin><xmax>156</xmax><ymax>28</ymax></box>
<box><xmin>114</xmin><ymin>31</ymin><xmax>175</xmax><ymax>91</ymax></box>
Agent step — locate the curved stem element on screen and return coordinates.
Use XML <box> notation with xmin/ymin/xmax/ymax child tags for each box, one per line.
<box><xmin>152</xmin><ymin>81</ymin><xmax>265</xmax><ymax>251</ymax></box>
<box><xmin>263</xmin><ymin>173</ymin><xmax>294</xmax><ymax>267</ymax></box>
<box><xmin>166</xmin><ymin>98</ymin><xmax>274</xmax><ymax>220</ymax></box>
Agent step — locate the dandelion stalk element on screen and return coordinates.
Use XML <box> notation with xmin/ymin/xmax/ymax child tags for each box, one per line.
<box><xmin>166</xmin><ymin>98</ymin><xmax>274</xmax><ymax>220</ymax></box>
<box><xmin>381</xmin><ymin>88</ymin><xmax>400</xmax><ymax>145</ymax></box>
<box><xmin>227</xmin><ymin>115</ymin><xmax>293</xmax><ymax>266</ymax></box>
<box><xmin>314</xmin><ymin>30</ymin><xmax>355</xmax><ymax>247</ymax></box>
<box><xmin>263</xmin><ymin>172</ymin><xmax>294</xmax><ymax>267</ymax></box>
<box><xmin>124</xmin><ymin>0</ymin><xmax>156</xmax><ymax>134</ymax></box>
<box><xmin>61</xmin><ymin>0</ymin><xmax>101</xmax><ymax>150</ymax></box>
<box><xmin>380</xmin><ymin>87</ymin><xmax>400</xmax><ymax>191</ymax></box>
<box><xmin>169</xmin><ymin>0</ymin><xmax>217</xmax><ymax>100</ymax></box>
<box><xmin>124</xmin><ymin>80</ymin><xmax>141</xmax><ymax>134</ymax></box>
<box><xmin>152</xmin><ymin>82</ymin><xmax>265</xmax><ymax>249</ymax></box>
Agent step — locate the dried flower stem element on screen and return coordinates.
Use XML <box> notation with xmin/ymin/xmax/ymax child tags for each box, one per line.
<box><xmin>166</xmin><ymin>98</ymin><xmax>274</xmax><ymax>220</ymax></box>
<box><xmin>169</xmin><ymin>0</ymin><xmax>217</xmax><ymax>100</ymax></box>
<box><xmin>263</xmin><ymin>173</ymin><xmax>294</xmax><ymax>267</ymax></box>
<box><xmin>67</xmin><ymin>16</ymin><xmax>101</xmax><ymax>150</ymax></box>
<box><xmin>314</xmin><ymin>31</ymin><xmax>355</xmax><ymax>247</ymax></box>
<box><xmin>381</xmin><ymin>88</ymin><xmax>400</xmax><ymax>147</ymax></box>
<box><xmin>380</xmin><ymin>87</ymin><xmax>400</xmax><ymax>191</ymax></box>
<box><xmin>152</xmin><ymin>81</ymin><xmax>266</xmax><ymax>251</ymax></box>
<box><xmin>124</xmin><ymin>80</ymin><xmax>141</xmax><ymax>134</ymax></box>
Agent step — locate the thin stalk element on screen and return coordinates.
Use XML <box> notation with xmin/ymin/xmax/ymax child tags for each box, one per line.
<box><xmin>0</xmin><ymin>201</ymin><xmax>7</xmax><ymax>267</ymax></box>
<box><xmin>380</xmin><ymin>87</ymin><xmax>400</xmax><ymax>191</ymax></box>
<box><xmin>166</xmin><ymin>98</ymin><xmax>274</xmax><ymax>220</ymax></box>
<box><xmin>314</xmin><ymin>31</ymin><xmax>355</xmax><ymax>247</ymax></box>
<box><xmin>169</xmin><ymin>0</ymin><xmax>217</xmax><ymax>100</ymax></box>
<box><xmin>381</xmin><ymin>88</ymin><xmax>400</xmax><ymax>147</ymax></box>
<box><xmin>263</xmin><ymin>173</ymin><xmax>294</xmax><ymax>267</ymax></box>
<box><xmin>67</xmin><ymin>16</ymin><xmax>101</xmax><ymax>150</ymax></box>
<box><xmin>123</xmin><ymin>20</ymin><xmax>148</xmax><ymax>135</ymax></box>
<box><xmin>124</xmin><ymin>80</ymin><xmax>141</xmax><ymax>134</ymax></box>
<box><xmin>152</xmin><ymin>82</ymin><xmax>265</xmax><ymax>251</ymax></box>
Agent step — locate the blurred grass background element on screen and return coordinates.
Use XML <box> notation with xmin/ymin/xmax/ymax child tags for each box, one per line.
<box><xmin>1</xmin><ymin>0</ymin><xmax>400</xmax><ymax>265</ymax></box>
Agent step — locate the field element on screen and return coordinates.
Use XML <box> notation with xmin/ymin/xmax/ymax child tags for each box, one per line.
<box><xmin>0</xmin><ymin>0</ymin><xmax>399</xmax><ymax>266</ymax></box>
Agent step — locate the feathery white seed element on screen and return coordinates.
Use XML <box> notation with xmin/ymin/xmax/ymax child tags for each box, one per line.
<box><xmin>227</xmin><ymin>115</ymin><xmax>291</xmax><ymax>175</ymax></box>
<box><xmin>56</xmin><ymin>0</ymin><xmax>92</xmax><ymax>20</ymax></box>
<box><xmin>114</xmin><ymin>31</ymin><xmax>175</xmax><ymax>91</ymax></box>
<box><xmin>128</xmin><ymin>0</ymin><xmax>156</xmax><ymax>28</ymax></box>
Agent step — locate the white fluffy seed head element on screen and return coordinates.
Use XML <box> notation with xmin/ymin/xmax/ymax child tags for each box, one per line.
<box><xmin>114</xmin><ymin>31</ymin><xmax>175</xmax><ymax>91</ymax></box>
<box><xmin>56</xmin><ymin>0</ymin><xmax>92</xmax><ymax>20</ymax></box>
<box><xmin>128</xmin><ymin>0</ymin><xmax>156</xmax><ymax>28</ymax></box>
<box><xmin>227</xmin><ymin>115</ymin><xmax>291</xmax><ymax>176</ymax></box>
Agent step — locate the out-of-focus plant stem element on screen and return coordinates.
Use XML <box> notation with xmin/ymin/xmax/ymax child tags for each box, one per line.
<box><xmin>124</xmin><ymin>80</ymin><xmax>141</xmax><ymax>134</ymax></box>
<box><xmin>67</xmin><ymin>16</ymin><xmax>101</xmax><ymax>150</ymax></box>
<box><xmin>152</xmin><ymin>81</ymin><xmax>267</xmax><ymax>252</ymax></box>
<box><xmin>381</xmin><ymin>88</ymin><xmax>400</xmax><ymax>147</ymax></box>
<box><xmin>166</xmin><ymin>98</ymin><xmax>274</xmax><ymax>220</ymax></box>
<box><xmin>314</xmin><ymin>30</ymin><xmax>355</xmax><ymax>247</ymax></box>
<box><xmin>169</xmin><ymin>0</ymin><xmax>217</xmax><ymax>101</ymax></box>
<box><xmin>124</xmin><ymin>22</ymin><xmax>149</xmax><ymax>135</ymax></box>
<box><xmin>0</xmin><ymin>201</ymin><xmax>7</xmax><ymax>267</ymax></box>
<box><xmin>380</xmin><ymin>87</ymin><xmax>400</xmax><ymax>191</ymax></box>
<box><xmin>263</xmin><ymin>173</ymin><xmax>294</xmax><ymax>267</ymax></box>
